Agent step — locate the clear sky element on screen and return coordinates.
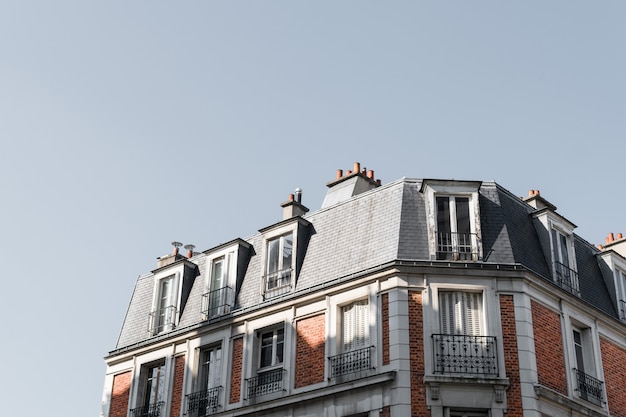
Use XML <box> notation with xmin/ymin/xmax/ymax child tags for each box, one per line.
<box><xmin>1</xmin><ymin>2</ymin><xmax>624</xmax><ymax>416</ymax></box>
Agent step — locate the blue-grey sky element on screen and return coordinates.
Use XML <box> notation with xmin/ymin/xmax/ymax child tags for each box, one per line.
<box><xmin>1</xmin><ymin>2</ymin><xmax>624</xmax><ymax>416</ymax></box>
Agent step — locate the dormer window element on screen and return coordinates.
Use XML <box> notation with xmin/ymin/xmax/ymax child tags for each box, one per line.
<box><xmin>149</xmin><ymin>272</ymin><xmax>181</xmax><ymax>335</ymax></box>
<box><xmin>202</xmin><ymin>239</ymin><xmax>252</xmax><ymax>320</ymax></box>
<box><xmin>259</xmin><ymin>217</ymin><xmax>311</xmax><ymax>300</ymax></box>
<box><xmin>422</xmin><ymin>180</ymin><xmax>483</xmax><ymax>261</ymax></box>
<box><xmin>616</xmin><ymin>268</ymin><xmax>626</xmax><ymax>321</ymax></box>
<box><xmin>550</xmin><ymin>227</ymin><xmax>579</xmax><ymax>296</ymax></box>
<box><xmin>266</xmin><ymin>233</ymin><xmax>293</xmax><ymax>293</ymax></box>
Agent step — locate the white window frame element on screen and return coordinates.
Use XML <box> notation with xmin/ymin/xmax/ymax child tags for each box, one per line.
<box><xmin>423</xmin><ymin>181</ymin><xmax>482</xmax><ymax>261</ymax></box>
<box><xmin>203</xmin><ymin>248</ymin><xmax>237</xmax><ymax>319</ymax></box>
<box><xmin>563</xmin><ymin>309</ymin><xmax>605</xmax><ymax>406</ymax></box>
<box><xmin>341</xmin><ymin>299</ymin><xmax>370</xmax><ymax>353</ymax></box>
<box><xmin>138</xmin><ymin>359</ymin><xmax>167</xmax><ymax>412</ymax></box>
<box><xmin>549</xmin><ymin>223</ymin><xmax>579</xmax><ymax>295</ymax></box>
<box><xmin>150</xmin><ymin>272</ymin><xmax>181</xmax><ymax>335</ymax></box>
<box><xmin>258</xmin><ymin>327</ymin><xmax>285</xmax><ymax>371</ymax></box>
<box><xmin>439</xmin><ymin>290</ymin><xmax>484</xmax><ymax>336</ymax></box>
<box><xmin>260</xmin><ymin>223</ymin><xmax>299</xmax><ymax>298</ymax></box>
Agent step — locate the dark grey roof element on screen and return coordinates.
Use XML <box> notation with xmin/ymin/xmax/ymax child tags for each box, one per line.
<box><xmin>113</xmin><ymin>177</ymin><xmax>620</xmax><ymax>350</ymax></box>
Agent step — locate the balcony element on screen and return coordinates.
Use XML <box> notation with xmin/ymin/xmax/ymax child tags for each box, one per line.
<box><xmin>262</xmin><ymin>268</ymin><xmax>292</xmax><ymax>299</ymax></box>
<box><xmin>432</xmin><ymin>334</ymin><xmax>498</xmax><ymax>376</ymax></box>
<box><xmin>201</xmin><ymin>287</ymin><xmax>233</xmax><ymax>319</ymax></box>
<box><xmin>554</xmin><ymin>261</ymin><xmax>580</xmax><ymax>296</ymax></box>
<box><xmin>245</xmin><ymin>368</ymin><xmax>285</xmax><ymax>399</ymax></box>
<box><xmin>185</xmin><ymin>387</ymin><xmax>221</xmax><ymax>417</ymax></box>
<box><xmin>130</xmin><ymin>402</ymin><xmax>164</xmax><ymax>417</ymax></box>
<box><xmin>574</xmin><ymin>368</ymin><xmax>604</xmax><ymax>405</ymax></box>
<box><xmin>436</xmin><ymin>232</ymin><xmax>478</xmax><ymax>261</ymax></box>
<box><xmin>148</xmin><ymin>305</ymin><xmax>177</xmax><ymax>335</ymax></box>
<box><xmin>328</xmin><ymin>346</ymin><xmax>373</xmax><ymax>379</ymax></box>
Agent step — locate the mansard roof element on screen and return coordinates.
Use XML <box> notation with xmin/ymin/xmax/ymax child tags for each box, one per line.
<box><xmin>113</xmin><ymin>177</ymin><xmax>617</xmax><ymax>351</ymax></box>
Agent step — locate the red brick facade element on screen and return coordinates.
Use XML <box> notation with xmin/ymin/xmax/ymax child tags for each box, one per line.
<box><xmin>382</xmin><ymin>293</ymin><xmax>390</xmax><ymax>365</ymax></box>
<box><xmin>409</xmin><ymin>291</ymin><xmax>429</xmax><ymax>417</ymax></box>
<box><xmin>295</xmin><ymin>313</ymin><xmax>326</xmax><ymax>388</ymax></box>
<box><xmin>109</xmin><ymin>371</ymin><xmax>131</xmax><ymax>417</ymax></box>
<box><xmin>499</xmin><ymin>295</ymin><xmax>523</xmax><ymax>417</ymax></box>
<box><xmin>229</xmin><ymin>337</ymin><xmax>243</xmax><ymax>404</ymax></box>
<box><xmin>380</xmin><ymin>405</ymin><xmax>390</xmax><ymax>417</ymax></box>
<box><xmin>170</xmin><ymin>355</ymin><xmax>185</xmax><ymax>417</ymax></box>
<box><xmin>600</xmin><ymin>336</ymin><xmax>626</xmax><ymax>417</ymax></box>
<box><xmin>531</xmin><ymin>300</ymin><xmax>567</xmax><ymax>395</ymax></box>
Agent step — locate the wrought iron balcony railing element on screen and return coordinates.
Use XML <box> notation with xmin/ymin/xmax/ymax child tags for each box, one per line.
<box><xmin>185</xmin><ymin>386</ymin><xmax>221</xmax><ymax>417</ymax></box>
<box><xmin>201</xmin><ymin>287</ymin><xmax>233</xmax><ymax>319</ymax></box>
<box><xmin>619</xmin><ymin>299</ymin><xmax>626</xmax><ymax>321</ymax></box>
<box><xmin>554</xmin><ymin>261</ymin><xmax>580</xmax><ymax>296</ymax></box>
<box><xmin>574</xmin><ymin>368</ymin><xmax>604</xmax><ymax>405</ymax></box>
<box><xmin>436</xmin><ymin>232</ymin><xmax>478</xmax><ymax>261</ymax></box>
<box><xmin>130</xmin><ymin>401</ymin><xmax>164</xmax><ymax>417</ymax></box>
<box><xmin>328</xmin><ymin>346</ymin><xmax>373</xmax><ymax>379</ymax></box>
<box><xmin>432</xmin><ymin>334</ymin><xmax>498</xmax><ymax>375</ymax></box>
<box><xmin>148</xmin><ymin>305</ymin><xmax>177</xmax><ymax>335</ymax></box>
<box><xmin>245</xmin><ymin>368</ymin><xmax>285</xmax><ymax>399</ymax></box>
<box><xmin>262</xmin><ymin>268</ymin><xmax>292</xmax><ymax>299</ymax></box>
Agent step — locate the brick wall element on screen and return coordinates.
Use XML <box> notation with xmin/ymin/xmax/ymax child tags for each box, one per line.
<box><xmin>600</xmin><ymin>336</ymin><xmax>626</xmax><ymax>417</ymax></box>
<box><xmin>409</xmin><ymin>291</ymin><xmax>429</xmax><ymax>417</ymax></box>
<box><xmin>109</xmin><ymin>371</ymin><xmax>131</xmax><ymax>417</ymax></box>
<box><xmin>380</xmin><ymin>405</ymin><xmax>390</xmax><ymax>417</ymax></box>
<box><xmin>531</xmin><ymin>300</ymin><xmax>567</xmax><ymax>394</ymax></box>
<box><xmin>295</xmin><ymin>313</ymin><xmax>326</xmax><ymax>388</ymax></box>
<box><xmin>170</xmin><ymin>355</ymin><xmax>185</xmax><ymax>417</ymax></box>
<box><xmin>229</xmin><ymin>337</ymin><xmax>243</xmax><ymax>404</ymax></box>
<box><xmin>382</xmin><ymin>293</ymin><xmax>390</xmax><ymax>365</ymax></box>
<box><xmin>499</xmin><ymin>295</ymin><xmax>522</xmax><ymax>417</ymax></box>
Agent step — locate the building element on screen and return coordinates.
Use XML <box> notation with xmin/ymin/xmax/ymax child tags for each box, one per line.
<box><xmin>101</xmin><ymin>163</ymin><xmax>626</xmax><ymax>417</ymax></box>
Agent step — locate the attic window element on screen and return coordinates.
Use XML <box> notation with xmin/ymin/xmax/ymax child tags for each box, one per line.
<box><xmin>422</xmin><ymin>180</ymin><xmax>483</xmax><ymax>261</ymax></box>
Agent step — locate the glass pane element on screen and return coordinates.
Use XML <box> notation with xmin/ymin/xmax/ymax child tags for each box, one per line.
<box><xmin>436</xmin><ymin>197</ymin><xmax>451</xmax><ymax>234</ymax></box>
<box><xmin>455</xmin><ymin>197</ymin><xmax>470</xmax><ymax>235</ymax></box>
<box><xmin>267</xmin><ymin>239</ymin><xmax>280</xmax><ymax>274</ymax></box>
<box><xmin>282</xmin><ymin>234</ymin><xmax>293</xmax><ymax>271</ymax></box>
<box><xmin>260</xmin><ymin>332</ymin><xmax>273</xmax><ymax>367</ymax></box>
<box><xmin>276</xmin><ymin>329</ymin><xmax>284</xmax><ymax>364</ymax></box>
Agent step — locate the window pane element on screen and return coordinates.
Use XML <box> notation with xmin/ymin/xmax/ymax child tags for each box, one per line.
<box><xmin>436</xmin><ymin>197</ymin><xmax>451</xmax><ymax>234</ymax></box>
<box><xmin>267</xmin><ymin>239</ymin><xmax>280</xmax><ymax>274</ymax></box>
<box><xmin>282</xmin><ymin>234</ymin><xmax>293</xmax><ymax>271</ymax></box>
<box><xmin>455</xmin><ymin>197</ymin><xmax>470</xmax><ymax>235</ymax></box>
<box><xmin>276</xmin><ymin>329</ymin><xmax>284</xmax><ymax>364</ymax></box>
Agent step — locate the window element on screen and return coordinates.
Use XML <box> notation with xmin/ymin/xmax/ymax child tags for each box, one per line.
<box><xmin>436</xmin><ymin>196</ymin><xmax>475</xmax><ymax>260</ymax></box>
<box><xmin>186</xmin><ymin>346</ymin><xmax>222</xmax><ymax>417</ymax></box>
<box><xmin>422</xmin><ymin>180</ymin><xmax>482</xmax><ymax>262</ymax></box>
<box><xmin>434</xmin><ymin>291</ymin><xmax>496</xmax><ymax>375</ymax></box>
<box><xmin>246</xmin><ymin>327</ymin><xmax>285</xmax><ymax>399</ymax></box>
<box><xmin>132</xmin><ymin>361</ymin><xmax>166</xmax><ymax>417</ymax></box>
<box><xmin>616</xmin><ymin>268</ymin><xmax>626</xmax><ymax>320</ymax></box>
<box><xmin>264</xmin><ymin>233</ymin><xmax>293</xmax><ymax>296</ymax></box>
<box><xmin>572</xmin><ymin>327</ymin><xmax>604</xmax><ymax>405</ymax></box>
<box><xmin>440</xmin><ymin>291</ymin><xmax>482</xmax><ymax>336</ymax></box>
<box><xmin>260</xmin><ymin>328</ymin><xmax>284</xmax><ymax>368</ymax></box>
<box><xmin>329</xmin><ymin>299</ymin><xmax>373</xmax><ymax>379</ymax></box>
<box><xmin>203</xmin><ymin>257</ymin><xmax>232</xmax><ymax>319</ymax></box>
<box><xmin>551</xmin><ymin>229</ymin><xmax>579</xmax><ymax>295</ymax></box>
<box><xmin>150</xmin><ymin>276</ymin><xmax>177</xmax><ymax>335</ymax></box>
<box><xmin>342</xmin><ymin>300</ymin><xmax>370</xmax><ymax>352</ymax></box>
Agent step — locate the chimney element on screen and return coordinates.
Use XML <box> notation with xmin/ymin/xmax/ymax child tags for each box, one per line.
<box><xmin>281</xmin><ymin>188</ymin><xmax>309</xmax><ymax>220</ymax></box>
<box><xmin>601</xmin><ymin>230</ymin><xmax>626</xmax><ymax>258</ymax></box>
<box><xmin>321</xmin><ymin>162</ymin><xmax>380</xmax><ymax>208</ymax></box>
<box><xmin>184</xmin><ymin>244</ymin><xmax>196</xmax><ymax>259</ymax></box>
<box><xmin>157</xmin><ymin>242</ymin><xmax>184</xmax><ymax>268</ymax></box>
<box><xmin>523</xmin><ymin>188</ymin><xmax>557</xmax><ymax>211</ymax></box>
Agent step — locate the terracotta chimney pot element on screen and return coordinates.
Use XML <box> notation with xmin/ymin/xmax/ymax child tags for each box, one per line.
<box><xmin>336</xmin><ymin>169</ymin><xmax>343</xmax><ymax>179</ymax></box>
<box><xmin>618</xmin><ymin>233</ymin><xmax>623</xmax><ymax>240</ymax></box>
<box><xmin>353</xmin><ymin>162</ymin><xmax>360</xmax><ymax>173</ymax></box>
